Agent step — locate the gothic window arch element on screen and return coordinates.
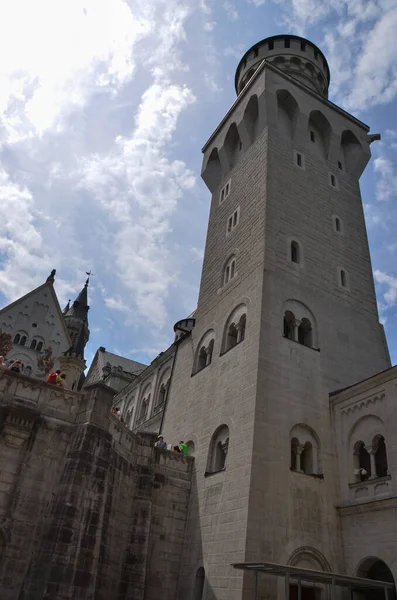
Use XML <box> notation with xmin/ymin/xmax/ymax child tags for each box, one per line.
<box><xmin>290</xmin><ymin>424</ymin><xmax>321</xmax><ymax>476</ymax></box>
<box><xmin>221</xmin><ymin>305</ymin><xmax>247</xmax><ymax>354</ymax></box>
<box><xmin>374</xmin><ymin>435</ymin><xmax>388</xmax><ymax>478</ymax></box>
<box><xmin>341</xmin><ymin>129</ymin><xmax>362</xmax><ymax>175</ymax></box>
<box><xmin>193</xmin><ymin>330</ymin><xmax>215</xmax><ymax>375</ymax></box>
<box><xmin>308</xmin><ymin>110</ymin><xmax>332</xmax><ymax>159</ymax></box>
<box><xmin>276</xmin><ymin>89</ymin><xmax>299</xmax><ymax>139</ymax></box>
<box><xmin>282</xmin><ymin>300</ymin><xmax>317</xmax><ymax>349</ymax></box>
<box><xmin>224</xmin><ymin>122</ymin><xmax>241</xmax><ymax>170</ymax></box>
<box><xmin>244</xmin><ymin>94</ymin><xmax>259</xmax><ymax>142</ymax></box>
<box><xmin>137</xmin><ymin>383</ymin><xmax>152</xmax><ymax>425</ymax></box>
<box><xmin>202</xmin><ymin>147</ymin><xmax>221</xmax><ymax>192</ymax></box>
<box><xmin>223</xmin><ymin>255</ymin><xmax>237</xmax><ymax>286</ymax></box>
<box><xmin>206</xmin><ymin>425</ymin><xmax>230</xmax><ymax>475</ymax></box>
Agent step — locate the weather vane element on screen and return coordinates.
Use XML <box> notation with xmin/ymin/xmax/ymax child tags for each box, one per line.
<box><xmin>86</xmin><ymin>270</ymin><xmax>95</xmax><ymax>277</ymax></box>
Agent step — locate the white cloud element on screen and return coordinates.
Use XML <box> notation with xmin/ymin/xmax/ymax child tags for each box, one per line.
<box><xmin>0</xmin><ymin>0</ymin><xmax>149</xmax><ymax>142</ymax></box>
<box><xmin>223</xmin><ymin>1</ymin><xmax>239</xmax><ymax>21</ymax></box>
<box><xmin>77</xmin><ymin>81</ymin><xmax>196</xmax><ymax>328</ymax></box>
<box><xmin>204</xmin><ymin>73</ymin><xmax>223</xmax><ymax>92</ymax></box>
<box><xmin>363</xmin><ymin>203</ymin><xmax>388</xmax><ymax>230</ymax></box>
<box><xmin>374</xmin><ymin>270</ymin><xmax>397</xmax><ymax>307</ymax></box>
<box><xmin>204</xmin><ymin>21</ymin><xmax>217</xmax><ymax>31</ymax></box>
<box><xmin>249</xmin><ymin>0</ymin><xmax>265</xmax><ymax>6</ymax></box>
<box><xmin>373</xmin><ymin>156</ymin><xmax>397</xmax><ymax>202</ymax></box>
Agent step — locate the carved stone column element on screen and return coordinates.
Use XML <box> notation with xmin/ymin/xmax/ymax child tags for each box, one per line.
<box><xmin>366</xmin><ymin>445</ymin><xmax>377</xmax><ymax>479</ymax></box>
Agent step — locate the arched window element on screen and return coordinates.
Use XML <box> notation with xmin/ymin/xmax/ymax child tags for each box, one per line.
<box><xmin>353</xmin><ymin>441</ymin><xmax>371</xmax><ymax>481</ymax></box>
<box><xmin>14</xmin><ymin>334</ymin><xmax>21</xmax><ymax>344</ymax></box>
<box><xmin>224</xmin><ymin>255</ymin><xmax>237</xmax><ymax>286</ymax></box>
<box><xmin>226</xmin><ymin>323</ymin><xmax>238</xmax><ymax>351</ymax></box>
<box><xmin>194</xmin><ymin>567</ymin><xmax>205</xmax><ymax>600</ymax></box>
<box><xmin>374</xmin><ymin>435</ymin><xmax>388</xmax><ymax>478</ymax></box>
<box><xmin>298</xmin><ymin>318</ymin><xmax>312</xmax><ymax>347</ymax></box>
<box><xmin>36</xmin><ymin>341</ymin><xmax>43</xmax><ymax>351</ymax></box>
<box><xmin>222</xmin><ymin>305</ymin><xmax>247</xmax><ymax>354</ymax></box>
<box><xmin>282</xmin><ymin>300</ymin><xmax>318</xmax><ymax>349</ymax></box>
<box><xmin>139</xmin><ymin>399</ymin><xmax>148</xmax><ymax>420</ymax></box>
<box><xmin>206</xmin><ymin>425</ymin><xmax>229</xmax><ymax>474</ymax></box>
<box><xmin>157</xmin><ymin>384</ymin><xmax>166</xmax><ymax>406</ymax></box>
<box><xmin>290</xmin><ymin>424</ymin><xmax>321</xmax><ymax>476</ymax></box>
<box><xmin>290</xmin><ymin>240</ymin><xmax>301</xmax><ymax>264</ymax></box>
<box><xmin>284</xmin><ymin>310</ymin><xmax>295</xmax><ymax>340</ymax></box>
<box><xmin>30</xmin><ymin>339</ymin><xmax>37</xmax><ymax>350</ymax></box>
<box><xmin>193</xmin><ymin>331</ymin><xmax>215</xmax><ymax>374</ymax></box>
<box><xmin>20</xmin><ymin>336</ymin><xmax>27</xmax><ymax>346</ymax></box>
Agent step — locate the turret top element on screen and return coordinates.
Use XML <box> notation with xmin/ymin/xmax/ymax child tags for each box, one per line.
<box><xmin>235</xmin><ymin>34</ymin><xmax>330</xmax><ymax>98</ymax></box>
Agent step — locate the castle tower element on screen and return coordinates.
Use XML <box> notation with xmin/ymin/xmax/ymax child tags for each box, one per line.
<box><xmin>162</xmin><ymin>35</ymin><xmax>390</xmax><ymax>600</ymax></box>
<box><xmin>63</xmin><ymin>278</ymin><xmax>90</xmax><ymax>358</ymax></box>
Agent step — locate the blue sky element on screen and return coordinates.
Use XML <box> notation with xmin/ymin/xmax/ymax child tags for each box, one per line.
<box><xmin>0</xmin><ymin>0</ymin><xmax>397</xmax><ymax>368</ymax></box>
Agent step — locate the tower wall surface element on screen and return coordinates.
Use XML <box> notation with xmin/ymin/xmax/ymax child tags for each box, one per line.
<box><xmin>163</xmin><ymin>44</ymin><xmax>390</xmax><ymax>600</ymax></box>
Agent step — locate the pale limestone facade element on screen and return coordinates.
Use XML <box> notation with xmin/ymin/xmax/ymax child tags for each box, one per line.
<box><xmin>159</xmin><ymin>34</ymin><xmax>394</xmax><ymax>600</ymax></box>
<box><xmin>0</xmin><ymin>280</ymin><xmax>71</xmax><ymax>377</ymax></box>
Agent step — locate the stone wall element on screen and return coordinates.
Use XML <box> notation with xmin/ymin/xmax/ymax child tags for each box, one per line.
<box><xmin>0</xmin><ymin>369</ymin><xmax>192</xmax><ymax>600</ymax></box>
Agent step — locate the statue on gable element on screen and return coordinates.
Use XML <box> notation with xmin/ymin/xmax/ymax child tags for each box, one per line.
<box><xmin>0</xmin><ymin>331</ymin><xmax>13</xmax><ymax>358</ymax></box>
<box><xmin>37</xmin><ymin>346</ymin><xmax>54</xmax><ymax>374</ymax></box>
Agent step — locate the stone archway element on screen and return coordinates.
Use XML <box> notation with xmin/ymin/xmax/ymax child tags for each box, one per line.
<box><xmin>357</xmin><ymin>557</ymin><xmax>396</xmax><ymax>600</ymax></box>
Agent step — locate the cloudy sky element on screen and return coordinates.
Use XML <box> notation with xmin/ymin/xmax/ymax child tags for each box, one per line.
<box><xmin>0</xmin><ymin>0</ymin><xmax>397</xmax><ymax>368</ymax></box>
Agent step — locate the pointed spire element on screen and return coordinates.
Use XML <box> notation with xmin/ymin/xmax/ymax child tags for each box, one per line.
<box><xmin>62</xmin><ymin>299</ymin><xmax>71</xmax><ymax>315</ymax></box>
<box><xmin>65</xmin><ymin>279</ymin><xmax>90</xmax><ymax>322</ymax></box>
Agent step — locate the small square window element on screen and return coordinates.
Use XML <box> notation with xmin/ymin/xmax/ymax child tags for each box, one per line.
<box><xmin>310</xmin><ymin>131</ymin><xmax>315</xmax><ymax>143</ymax></box>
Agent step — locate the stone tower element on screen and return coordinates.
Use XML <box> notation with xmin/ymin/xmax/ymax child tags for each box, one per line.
<box><xmin>63</xmin><ymin>278</ymin><xmax>90</xmax><ymax>357</ymax></box>
<box><xmin>162</xmin><ymin>35</ymin><xmax>390</xmax><ymax>600</ymax></box>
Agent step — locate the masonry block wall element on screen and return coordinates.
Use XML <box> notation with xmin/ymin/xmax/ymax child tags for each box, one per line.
<box><xmin>0</xmin><ymin>369</ymin><xmax>192</xmax><ymax>600</ymax></box>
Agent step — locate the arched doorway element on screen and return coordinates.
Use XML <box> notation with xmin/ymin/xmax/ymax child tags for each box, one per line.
<box><xmin>357</xmin><ymin>558</ymin><xmax>396</xmax><ymax>600</ymax></box>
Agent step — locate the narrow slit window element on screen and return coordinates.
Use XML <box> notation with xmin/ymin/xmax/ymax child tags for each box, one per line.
<box><xmin>230</xmin><ymin>260</ymin><xmax>235</xmax><ymax>278</ymax></box>
<box><xmin>291</xmin><ymin>241</ymin><xmax>300</xmax><ymax>264</ymax></box>
<box><xmin>296</xmin><ymin>153</ymin><xmax>302</xmax><ymax>167</ymax></box>
<box><xmin>314</xmin><ymin>51</ymin><xmax>318</xmax><ymax>60</ymax></box>
<box><xmin>221</xmin><ymin>189</ymin><xmax>225</xmax><ymax>202</ymax></box>
<box><xmin>310</xmin><ymin>131</ymin><xmax>315</xmax><ymax>143</ymax></box>
<box><xmin>225</xmin><ymin>266</ymin><xmax>230</xmax><ymax>284</ymax></box>
<box><xmin>340</xmin><ymin>270</ymin><xmax>347</xmax><ymax>287</ymax></box>
<box><xmin>228</xmin><ymin>217</ymin><xmax>233</xmax><ymax>232</ymax></box>
<box><xmin>268</xmin><ymin>40</ymin><xmax>274</xmax><ymax>50</ymax></box>
<box><xmin>233</xmin><ymin>212</ymin><xmax>237</xmax><ymax>226</ymax></box>
<box><xmin>335</xmin><ymin>217</ymin><xmax>341</xmax><ymax>232</ymax></box>
<box><xmin>225</xmin><ymin>183</ymin><xmax>229</xmax><ymax>196</ymax></box>
<box><xmin>284</xmin><ymin>39</ymin><xmax>290</xmax><ymax>48</ymax></box>
<box><xmin>330</xmin><ymin>174</ymin><xmax>337</xmax><ymax>187</ymax></box>
<box><xmin>254</xmin><ymin>47</ymin><xmax>258</xmax><ymax>57</ymax></box>
<box><xmin>338</xmin><ymin>161</ymin><xmax>343</xmax><ymax>170</ymax></box>
<box><xmin>300</xmin><ymin>41</ymin><xmax>306</xmax><ymax>51</ymax></box>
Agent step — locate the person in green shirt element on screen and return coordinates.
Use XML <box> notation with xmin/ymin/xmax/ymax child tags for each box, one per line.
<box><xmin>179</xmin><ymin>441</ymin><xmax>188</xmax><ymax>455</ymax></box>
